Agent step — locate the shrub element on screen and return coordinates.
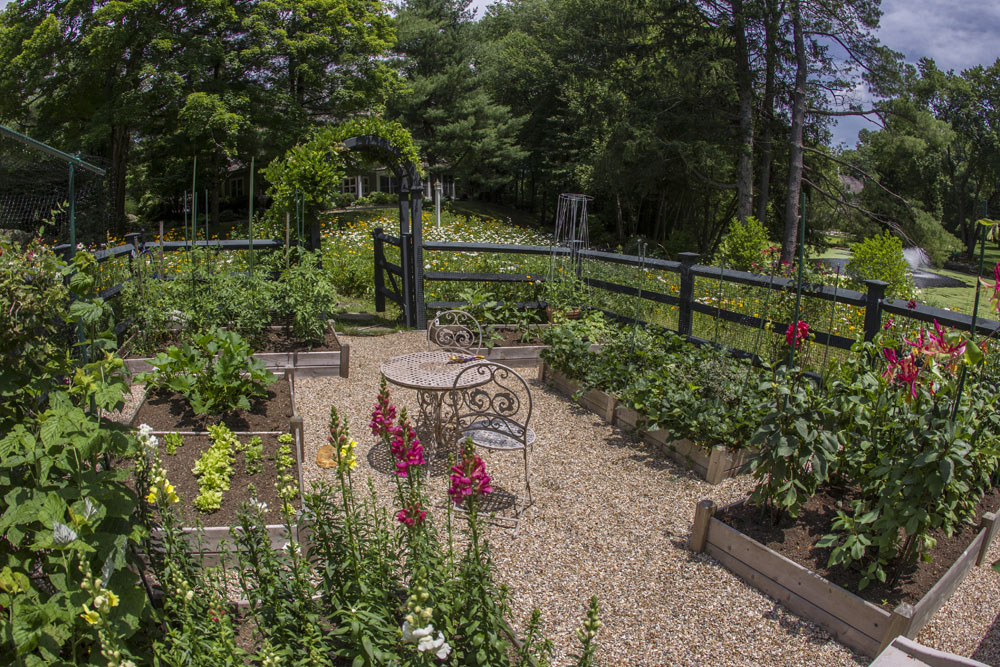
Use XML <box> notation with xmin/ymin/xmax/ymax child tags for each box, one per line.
<box><xmin>846</xmin><ymin>231</ymin><xmax>915</xmax><ymax>299</ymax></box>
<box><xmin>716</xmin><ymin>216</ymin><xmax>773</xmax><ymax>271</ymax></box>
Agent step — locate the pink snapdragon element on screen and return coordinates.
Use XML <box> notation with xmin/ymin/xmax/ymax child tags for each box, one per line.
<box><xmin>396</xmin><ymin>501</ymin><xmax>427</xmax><ymax>526</ymax></box>
<box><xmin>390</xmin><ymin>417</ymin><xmax>424</xmax><ymax>478</ymax></box>
<box><xmin>448</xmin><ymin>444</ymin><xmax>493</xmax><ymax>505</ymax></box>
<box><xmin>369</xmin><ymin>378</ymin><xmax>397</xmax><ymax>439</ymax></box>
<box><xmin>785</xmin><ymin>320</ymin><xmax>810</xmax><ymax>349</ymax></box>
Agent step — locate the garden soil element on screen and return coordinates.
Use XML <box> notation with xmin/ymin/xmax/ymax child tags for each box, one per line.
<box><xmin>133</xmin><ymin>380</ymin><xmax>293</xmax><ymax>433</ymax></box>
<box><xmin>719</xmin><ymin>485</ymin><xmax>1000</xmax><ymax>609</ymax></box>
<box><xmin>159</xmin><ymin>434</ymin><xmax>299</xmax><ymax>527</ymax></box>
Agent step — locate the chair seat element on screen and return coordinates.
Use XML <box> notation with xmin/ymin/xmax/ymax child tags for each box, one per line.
<box><xmin>461</xmin><ymin>419</ymin><xmax>536</xmax><ymax>451</ymax></box>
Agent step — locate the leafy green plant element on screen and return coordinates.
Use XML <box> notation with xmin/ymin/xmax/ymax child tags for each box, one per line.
<box><xmin>846</xmin><ymin>231</ymin><xmax>915</xmax><ymax>300</ymax></box>
<box><xmin>192</xmin><ymin>424</ymin><xmax>238</xmax><ymax>512</ymax></box>
<box><xmin>243</xmin><ymin>436</ymin><xmax>264</xmax><ymax>476</ymax></box>
<box><xmin>0</xmin><ymin>240</ymin><xmax>152</xmax><ymax>664</ymax></box>
<box><xmin>164</xmin><ymin>432</ymin><xmax>184</xmax><ymax>455</ymax></box>
<box><xmin>278</xmin><ymin>250</ymin><xmax>338</xmax><ymax>343</ymax></box>
<box><xmin>136</xmin><ymin>327</ymin><xmax>276</xmax><ymax>415</ymax></box>
<box><xmin>745</xmin><ymin>366</ymin><xmax>839</xmax><ymax>519</ymax></box>
<box><xmin>716</xmin><ymin>215</ymin><xmax>772</xmax><ymax>271</ymax></box>
<box><xmin>541</xmin><ymin>273</ymin><xmax>587</xmax><ymax>311</ymax></box>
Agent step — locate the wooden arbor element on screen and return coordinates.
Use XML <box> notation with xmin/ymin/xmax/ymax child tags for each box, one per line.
<box><xmin>342</xmin><ymin>134</ymin><xmax>425</xmax><ymax>328</ymax></box>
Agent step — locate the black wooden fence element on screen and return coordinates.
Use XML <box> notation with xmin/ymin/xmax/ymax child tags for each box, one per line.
<box><xmin>372</xmin><ymin>233</ymin><xmax>1000</xmax><ymax>358</ymax></box>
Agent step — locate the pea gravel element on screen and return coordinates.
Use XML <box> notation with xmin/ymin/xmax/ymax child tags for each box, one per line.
<box><xmin>265</xmin><ymin>331</ymin><xmax>1000</xmax><ymax>665</ymax></box>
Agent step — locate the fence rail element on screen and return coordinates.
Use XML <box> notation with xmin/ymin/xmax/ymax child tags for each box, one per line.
<box><xmin>403</xmin><ymin>240</ymin><xmax>1000</xmax><ymax>360</ymax></box>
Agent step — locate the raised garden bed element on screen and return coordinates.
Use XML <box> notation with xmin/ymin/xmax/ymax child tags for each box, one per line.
<box><xmin>689</xmin><ymin>493</ymin><xmax>1000</xmax><ymax>657</ymax></box>
<box><xmin>131</xmin><ymin>373</ymin><xmax>296</xmax><ymax>433</ymax></box>
<box><xmin>541</xmin><ymin>362</ymin><xmax>749</xmax><ymax>484</ymax></box>
<box><xmin>124</xmin><ymin>322</ymin><xmax>350</xmax><ymax>378</ymax></box>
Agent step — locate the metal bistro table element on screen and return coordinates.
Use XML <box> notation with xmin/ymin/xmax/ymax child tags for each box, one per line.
<box><xmin>380</xmin><ymin>350</ymin><xmax>488</xmax><ymax>462</ymax></box>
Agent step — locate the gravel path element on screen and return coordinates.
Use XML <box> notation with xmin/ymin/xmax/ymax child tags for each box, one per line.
<box><xmin>291</xmin><ymin>331</ymin><xmax>999</xmax><ymax>667</ymax></box>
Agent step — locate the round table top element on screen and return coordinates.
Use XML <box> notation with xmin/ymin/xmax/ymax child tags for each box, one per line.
<box><xmin>381</xmin><ymin>350</ymin><xmax>489</xmax><ymax>391</ymax></box>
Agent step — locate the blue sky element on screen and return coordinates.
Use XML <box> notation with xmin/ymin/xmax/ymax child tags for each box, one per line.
<box><xmin>1</xmin><ymin>0</ymin><xmax>994</xmax><ymax>147</ymax></box>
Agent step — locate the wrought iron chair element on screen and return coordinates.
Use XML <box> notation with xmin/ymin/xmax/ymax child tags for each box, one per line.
<box><xmin>447</xmin><ymin>361</ymin><xmax>535</xmax><ymax>523</ymax></box>
<box><xmin>427</xmin><ymin>309</ymin><xmax>483</xmax><ymax>355</ymax></box>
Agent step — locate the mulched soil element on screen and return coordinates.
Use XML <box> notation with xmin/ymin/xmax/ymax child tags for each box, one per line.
<box><xmin>132</xmin><ymin>379</ymin><xmax>294</xmax><ymax>433</ymax></box>
<box><xmin>256</xmin><ymin>325</ymin><xmax>341</xmax><ymax>352</ymax></box>
<box><xmin>718</xmin><ymin>484</ymin><xmax>1000</xmax><ymax>609</ymax></box>
<box><xmin>485</xmin><ymin>326</ymin><xmax>546</xmax><ymax>347</ymax></box>
<box><xmin>157</xmin><ymin>433</ymin><xmax>300</xmax><ymax>527</ymax></box>
<box><xmin>124</xmin><ymin>324</ymin><xmax>340</xmax><ymax>358</ymax></box>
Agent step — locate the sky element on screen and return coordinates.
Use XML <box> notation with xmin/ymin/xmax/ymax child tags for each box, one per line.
<box><xmin>1</xmin><ymin>0</ymin><xmax>995</xmax><ymax>147</ymax></box>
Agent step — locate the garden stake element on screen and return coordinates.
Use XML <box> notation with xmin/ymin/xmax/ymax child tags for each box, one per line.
<box><xmin>821</xmin><ymin>266</ymin><xmax>841</xmax><ymax>375</ymax></box>
<box><xmin>248</xmin><ymin>156</ymin><xmax>254</xmax><ymax>276</ymax></box>
<box><xmin>787</xmin><ymin>190</ymin><xmax>807</xmax><ymax>369</ymax></box>
<box><xmin>630</xmin><ymin>242</ymin><xmax>647</xmax><ymax>353</ymax></box>
<box><xmin>183</xmin><ymin>189</ymin><xmax>188</xmax><ymax>248</ymax></box>
<box><xmin>952</xmin><ymin>215</ymin><xmax>988</xmax><ymax>421</ymax></box>
<box><xmin>191</xmin><ymin>156</ymin><xmax>197</xmax><ymax>246</ymax></box>
<box><xmin>712</xmin><ymin>263</ymin><xmax>725</xmax><ymax>345</ymax></box>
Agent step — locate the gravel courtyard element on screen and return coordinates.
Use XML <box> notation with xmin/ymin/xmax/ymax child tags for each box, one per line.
<box><xmin>291</xmin><ymin>331</ymin><xmax>1000</xmax><ymax>667</ymax></box>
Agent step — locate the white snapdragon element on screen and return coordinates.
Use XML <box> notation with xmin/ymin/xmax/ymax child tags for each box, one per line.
<box><xmin>402</xmin><ymin>622</ymin><xmax>451</xmax><ymax>660</ymax></box>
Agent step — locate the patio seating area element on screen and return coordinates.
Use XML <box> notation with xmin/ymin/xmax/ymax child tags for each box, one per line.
<box><xmin>291</xmin><ymin>330</ymin><xmax>1000</xmax><ymax>666</ymax></box>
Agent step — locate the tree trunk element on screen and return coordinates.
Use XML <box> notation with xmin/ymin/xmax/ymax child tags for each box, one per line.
<box><xmin>615</xmin><ymin>193</ymin><xmax>625</xmax><ymax>240</ymax></box>
<box><xmin>110</xmin><ymin>124</ymin><xmax>130</xmax><ymax>232</ymax></box>
<box><xmin>781</xmin><ymin>0</ymin><xmax>807</xmax><ymax>263</ymax></box>
<box><xmin>733</xmin><ymin>0</ymin><xmax>754</xmax><ymax>221</ymax></box>
<box><xmin>756</xmin><ymin>0</ymin><xmax>779</xmax><ymax>223</ymax></box>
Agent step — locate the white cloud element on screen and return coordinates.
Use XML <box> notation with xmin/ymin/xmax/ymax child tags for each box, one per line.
<box><xmin>879</xmin><ymin>0</ymin><xmax>1000</xmax><ymax>72</ymax></box>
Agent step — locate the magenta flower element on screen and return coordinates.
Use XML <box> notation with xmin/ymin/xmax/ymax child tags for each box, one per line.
<box><xmin>907</xmin><ymin>300</ymin><xmax>917</xmax><ymax>310</ymax></box>
<box><xmin>979</xmin><ymin>262</ymin><xmax>1000</xmax><ymax>316</ymax></box>
<box><xmin>883</xmin><ymin>316</ymin><xmax>894</xmax><ymax>330</ymax></box>
<box><xmin>390</xmin><ymin>419</ymin><xmax>424</xmax><ymax>478</ymax></box>
<box><xmin>369</xmin><ymin>379</ymin><xmax>397</xmax><ymax>438</ymax></box>
<box><xmin>448</xmin><ymin>444</ymin><xmax>493</xmax><ymax>505</ymax></box>
<box><xmin>396</xmin><ymin>502</ymin><xmax>427</xmax><ymax>526</ymax></box>
<box><xmin>785</xmin><ymin>320</ymin><xmax>810</xmax><ymax>349</ymax></box>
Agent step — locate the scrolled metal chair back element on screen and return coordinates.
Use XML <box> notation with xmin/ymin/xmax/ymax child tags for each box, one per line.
<box><xmin>449</xmin><ymin>362</ymin><xmax>532</xmax><ymax>446</ymax></box>
<box><xmin>427</xmin><ymin>309</ymin><xmax>483</xmax><ymax>354</ymax></box>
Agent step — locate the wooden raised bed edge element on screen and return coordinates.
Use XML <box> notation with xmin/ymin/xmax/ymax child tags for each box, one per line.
<box><xmin>541</xmin><ymin>362</ymin><xmax>747</xmax><ymax>484</ymax></box>
<box><xmin>689</xmin><ymin>498</ymin><xmax>1000</xmax><ymax>658</ymax></box>
<box><xmin>124</xmin><ymin>322</ymin><xmax>350</xmax><ymax>379</ymax></box>
<box><xmin>147</xmin><ymin>414</ymin><xmax>308</xmax><ymax>568</ymax></box>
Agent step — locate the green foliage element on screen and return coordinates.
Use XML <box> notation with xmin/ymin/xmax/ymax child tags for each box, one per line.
<box><xmin>541</xmin><ymin>273</ymin><xmax>588</xmax><ymax>311</ymax></box>
<box><xmin>164</xmin><ymin>432</ymin><xmax>184</xmax><ymax>456</ymax></box>
<box><xmin>192</xmin><ymin>425</ymin><xmax>238</xmax><ymax>513</ymax></box>
<box><xmin>135</xmin><ymin>327</ymin><xmax>276</xmax><ymax>415</ymax></box>
<box><xmin>846</xmin><ymin>232</ymin><xmax>915</xmax><ymax>300</ymax></box>
<box><xmin>746</xmin><ymin>368</ymin><xmax>839</xmax><ymax>519</ymax></box>
<box><xmin>543</xmin><ymin>316</ymin><xmax>766</xmax><ymax>451</ymax></box>
<box><xmin>277</xmin><ymin>250</ymin><xmax>339</xmax><ymax>344</ymax></box>
<box><xmin>241</xmin><ymin>436</ymin><xmax>264</xmax><ymax>476</ymax></box>
<box><xmin>716</xmin><ymin>216</ymin><xmax>773</xmax><ymax>271</ymax></box>
<box><xmin>0</xmin><ymin>242</ymin><xmax>150</xmax><ymax>663</ymax></box>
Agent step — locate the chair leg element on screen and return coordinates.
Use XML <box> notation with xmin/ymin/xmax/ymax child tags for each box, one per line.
<box><xmin>522</xmin><ymin>448</ymin><xmax>532</xmax><ymax>505</ymax></box>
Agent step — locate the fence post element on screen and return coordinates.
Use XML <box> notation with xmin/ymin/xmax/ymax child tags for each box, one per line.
<box><xmin>373</xmin><ymin>228</ymin><xmax>385</xmax><ymax>313</ymax></box>
<box><xmin>863</xmin><ymin>280</ymin><xmax>888</xmax><ymax>342</ymax></box>
<box><xmin>400</xmin><ymin>232</ymin><xmax>413</xmax><ymax>328</ymax></box>
<box><xmin>124</xmin><ymin>232</ymin><xmax>140</xmax><ymax>277</ymax></box>
<box><xmin>677</xmin><ymin>252</ymin><xmax>700</xmax><ymax>337</ymax></box>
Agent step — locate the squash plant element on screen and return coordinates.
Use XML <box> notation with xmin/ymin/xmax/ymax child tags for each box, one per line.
<box><xmin>136</xmin><ymin>327</ymin><xmax>276</xmax><ymax>415</ymax></box>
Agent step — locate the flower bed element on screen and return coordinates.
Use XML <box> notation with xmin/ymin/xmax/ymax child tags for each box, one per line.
<box><xmin>690</xmin><ymin>496</ymin><xmax>1000</xmax><ymax>657</ymax></box>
